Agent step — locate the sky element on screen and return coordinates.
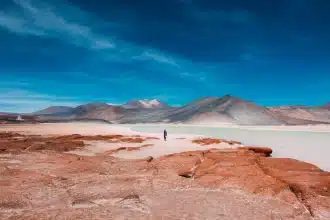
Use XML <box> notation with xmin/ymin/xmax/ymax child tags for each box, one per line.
<box><xmin>0</xmin><ymin>0</ymin><xmax>330</xmax><ymax>112</ymax></box>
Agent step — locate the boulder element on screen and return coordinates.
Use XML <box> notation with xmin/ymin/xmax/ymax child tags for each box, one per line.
<box><xmin>239</xmin><ymin>146</ymin><xmax>273</xmax><ymax>157</ymax></box>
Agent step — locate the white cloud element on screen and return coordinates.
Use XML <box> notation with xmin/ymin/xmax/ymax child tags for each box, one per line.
<box><xmin>0</xmin><ymin>0</ymin><xmax>115</xmax><ymax>50</ymax></box>
<box><xmin>0</xmin><ymin>102</ymin><xmax>74</xmax><ymax>113</ymax></box>
<box><xmin>0</xmin><ymin>89</ymin><xmax>80</xmax><ymax>101</ymax></box>
<box><xmin>179</xmin><ymin>71</ymin><xmax>207</xmax><ymax>82</ymax></box>
<box><xmin>0</xmin><ymin>89</ymin><xmax>81</xmax><ymax>113</ymax></box>
<box><xmin>0</xmin><ymin>0</ymin><xmax>219</xmax><ymax>91</ymax></box>
<box><xmin>0</xmin><ymin>11</ymin><xmax>46</xmax><ymax>35</ymax></box>
<box><xmin>0</xmin><ymin>81</ymin><xmax>30</xmax><ymax>87</ymax></box>
<box><xmin>92</xmin><ymin>40</ymin><xmax>116</xmax><ymax>49</ymax></box>
<box><xmin>0</xmin><ymin>0</ymin><xmax>182</xmax><ymax>68</ymax></box>
<box><xmin>0</xmin><ymin>89</ymin><xmax>50</xmax><ymax>98</ymax></box>
<box><xmin>0</xmin><ymin>99</ymin><xmax>79</xmax><ymax>106</ymax></box>
<box><xmin>139</xmin><ymin>51</ymin><xmax>179</xmax><ymax>67</ymax></box>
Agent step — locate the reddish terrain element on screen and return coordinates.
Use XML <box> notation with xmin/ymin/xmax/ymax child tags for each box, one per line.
<box><xmin>0</xmin><ymin>132</ymin><xmax>330</xmax><ymax>219</ymax></box>
<box><xmin>192</xmin><ymin>137</ymin><xmax>242</xmax><ymax>145</ymax></box>
<box><xmin>0</xmin><ymin>132</ymin><xmax>152</xmax><ymax>154</ymax></box>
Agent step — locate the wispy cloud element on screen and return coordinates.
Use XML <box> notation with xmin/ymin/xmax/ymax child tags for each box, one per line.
<box><xmin>0</xmin><ymin>0</ymin><xmax>115</xmax><ymax>50</ymax></box>
<box><xmin>0</xmin><ymin>1</ymin><xmax>201</xmax><ymax>77</ymax></box>
<box><xmin>0</xmin><ymin>11</ymin><xmax>46</xmax><ymax>35</ymax></box>
<box><xmin>179</xmin><ymin>72</ymin><xmax>206</xmax><ymax>82</ymax></box>
<box><xmin>0</xmin><ymin>89</ymin><xmax>81</xmax><ymax>113</ymax></box>
<box><xmin>136</xmin><ymin>51</ymin><xmax>179</xmax><ymax>67</ymax></box>
<box><xmin>0</xmin><ymin>0</ymin><xmax>223</xmax><ymax>104</ymax></box>
<box><xmin>0</xmin><ymin>81</ymin><xmax>30</xmax><ymax>87</ymax></box>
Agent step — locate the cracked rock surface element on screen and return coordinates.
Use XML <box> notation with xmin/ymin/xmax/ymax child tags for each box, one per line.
<box><xmin>0</xmin><ymin>132</ymin><xmax>330</xmax><ymax>220</ymax></box>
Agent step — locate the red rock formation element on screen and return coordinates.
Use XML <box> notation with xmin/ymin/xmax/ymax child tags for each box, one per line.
<box><xmin>0</xmin><ymin>132</ymin><xmax>329</xmax><ymax>219</ymax></box>
<box><xmin>170</xmin><ymin>148</ymin><xmax>330</xmax><ymax>218</ymax></box>
<box><xmin>54</xmin><ymin>134</ymin><xmax>145</xmax><ymax>143</ymax></box>
<box><xmin>145</xmin><ymin>137</ymin><xmax>160</xmax><ymax>140</ymax></box>
<box><xmin>192</xmin><ymin>138</ymin><xmax>222</xmax><ymax>145</ymax></box>
<box><xmin>192</xmin><ymin>137</ymin><xmax>242</xmax><ymax>145</ymax></box>
<box><xmin>239</xmin><ymin>146</ymin><xmax>273</xmax><ymax>157</ymax></box>
<box><xmin>0</xmin><ymin>132</ymin><xmax>150</xmax><ymax>153</ymax></box>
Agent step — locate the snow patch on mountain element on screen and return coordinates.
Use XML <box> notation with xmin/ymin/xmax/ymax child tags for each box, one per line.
<box><xmin>123</xmin><ymin>99</ymin><xmax>169</xmax><ymax>109</ymax></box>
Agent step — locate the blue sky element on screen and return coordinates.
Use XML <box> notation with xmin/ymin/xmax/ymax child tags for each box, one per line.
<box><xmin>0</xmin><ymin>0</ymin><xmax>330</xmax><ymax>112</ymax></box>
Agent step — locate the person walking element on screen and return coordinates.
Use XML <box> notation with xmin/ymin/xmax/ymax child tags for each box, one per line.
<box><xmin>163</xmin><ymin>129</ymin><xmax>167</xmax><ymax>141</ymax></box>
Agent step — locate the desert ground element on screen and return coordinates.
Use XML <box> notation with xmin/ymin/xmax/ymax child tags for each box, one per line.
<box><xmin>127</xmin><ymin>123</ymin><xmax>330</xmax><ymax>171</ymax></box>
<box><xmin>0</xmin><ymin>122</ymin><xmax>330</xmax><ymax>219</ymax></box>
<box><xmin>0</xmin><ymin>123</ymin><xmax>238</xmax><ymax>158</ymax></box>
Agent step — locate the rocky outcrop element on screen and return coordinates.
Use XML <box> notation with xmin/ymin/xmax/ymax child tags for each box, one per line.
<box><xmin>0</xmin><ymin>132</ymin><xmax>150</xmax><ymax>153</ymax></box>
<box><xmin>239</xmin><ymin>146</ymin><xmax>273</xmax><ymax>157</ymax></box>
<box><xmin>192</xmin><ymin>137</ymin><xmax>242</xmax><ymax>145</ymax></box>
<box><xmin>1</xmin><ymin>133</ymin><xmax>330</xmax><ymax>219</ymax></box>
<box><xmin>0</xmin><ymin>133</ymin><xmax>85</xmax><ymax>153</ymax></box>
<box><xmin>171</xmin><ymin>148</ymin><xmax>330</xmax><ymax>219</ymax></box>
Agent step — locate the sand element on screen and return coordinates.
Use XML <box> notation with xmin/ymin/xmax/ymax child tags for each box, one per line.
<box><xmin>0</xmin><ymin>123</ymin><xmax>238</xmax><ymax>159</ymax></box>
<box><xmin>127</xmin><ymin>123</ymin><xmax>330</xmax><ymax>132</ymax></box>
<box><xmin>0</xmin><ymin>122</ymin><xmax>134</xmax><ymax>136</ymax></box>
<box><xmin>1</xmin><ymin>122</ymin><xmax>329</xmax><ymax>171</ymax></box>
<box><xmin>128</xmin><ymin>124</ymin><xmax>330</xmax><ymax>171</ymax></box>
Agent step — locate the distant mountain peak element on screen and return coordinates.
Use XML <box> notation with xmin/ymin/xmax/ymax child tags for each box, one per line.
<box><xmin>222</xmin><ymin>94</ymin><xmax>232</xmax><ymax>99</ymax></box>
<box><xmin>322</xmin><ymin>102</ymin><xmax>330</xmax><ymax>109</ymax></box>
<box><xmin>81</xmin><ymin>102</ymin><xmax>109</xmax><ymax>107</ymax></box>
<box><xmin>123</xmin><ymin>99</ymin><xmax>169</xmax><ymax>109</ymax></box>
<box><xmin>187</xmin><ymin>95</ymin><xmax>240</xmax><ymax>105</ymax></box>
<box><xmin>73</xmin><ymin>102</ymin><xmax>109</xmax><ymax>115</ymax></box>
<box><xmin>34</xmin><ymin>106</ymin><xmax>74</xmax><ymax>115</ymax></box>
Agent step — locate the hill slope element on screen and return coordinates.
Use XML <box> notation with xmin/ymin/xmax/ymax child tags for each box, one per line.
<box><xmin>268</xmin><ymin>106</ymin><xmax>330</xmax><ymax>124</ymax></box>
<box><xmin>34</xmin><ymin>106</ymin><xmax>74</xmax><ymax>116</ymax></box>
<box><xmin>30</xmin><ymin>96</ymin><xmax>330</xmax><ymax>125</ymax></box>
<box><xmin>168</xmin><ymin>96</ymin><xmax>284</xmax><ymax>125</ymax></box>
<box><xmin>118</xmin><ymin>96</ymin><xmax>285</xmax><ymax>125</ymax></box>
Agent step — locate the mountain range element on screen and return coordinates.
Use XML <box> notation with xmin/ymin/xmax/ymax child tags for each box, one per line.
<box><xmin>30</xmin><ymin>95</ymin><xmax>330</xmax><ymax>125</ymax></box>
